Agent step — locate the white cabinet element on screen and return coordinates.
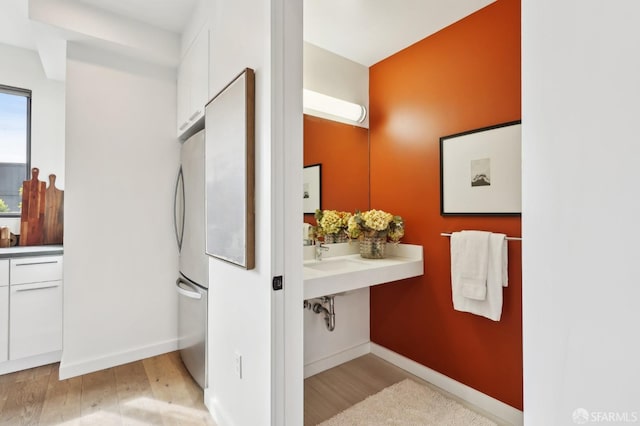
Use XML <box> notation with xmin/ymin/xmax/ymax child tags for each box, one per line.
<box><xmin>0</xmin><ymin>254</ymin><xmax>63</xmax><ymax>374</ymax></box>
<box><xmin>177</xmin><ymin>63</ymin><xmax>189</xmax><ymax>134</ymax></box>
<box><xmin>9</xmin><ymin>255</ymin><xmax>63</xmax><ymax>361</ymax></box>
<box><xmin>0</xmin><ymin>260</ymin><xmax>8</xmax><ymax>363</ymax></box>
<box><xmin>0</xmin><ymin>259</ymin><xmax>7</xmax><ymax>286</ymax></box>
<box><xmin>10</xmin><ymin>255</ymin><xmax>63</xmax><ymax>285</ymax></box>
<box><xmin>0</xmin><ymin>287</ymin><xmax>7</xmax><ymax>363</ymax></box>
<box><xmin>10</xmin><ymin>281</ymin><xmax>63</xmax><ymax>360</ymax></box>
<box><xmin>177</xmin><ymin>27</ymin><xmax>209</xmax><ymax>138</ymax></box>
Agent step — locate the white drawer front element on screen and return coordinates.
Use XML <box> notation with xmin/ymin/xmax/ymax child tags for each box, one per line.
<box><xmin>10</xmin><ymin>256</ymin><xmax>63</xmax><ymax>285</ymax></box>
<box><xmin>9</xmin><ymin>280</ymin><xmax>63</xmax><ymax>360</ymax></box>
<box><xmin>0</xmin><ymin>259</ymin><xmax>8</xmax><ymax>287</ymax></box>
<box><xmin>0</xmin><ymin>286</ymin><xmax>8</xmax><ymax>363</ymax></box>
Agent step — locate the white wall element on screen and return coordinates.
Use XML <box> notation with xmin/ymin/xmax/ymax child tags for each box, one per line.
<box><xmin>303</xmin><ymin>42</ymin><xmax>369</xmax><ymax>128</ymax></box>
<box><xmin>204</xmin><ymin>0</ymin><xmax>304</xmax><ymax>424</ymax></box>
<box><xmin>304</xmin><ymin>288</ymin><xmax>370</xmax><ymax>376</ymax></box>
<box><xmin>205</xmin><ymin>0</ymin><xmax>275</xmax><ymax>425</ymax></box>
<box><xmin>59</xmin><ymin>43</ymin><xmax>180</xmax><ymax>378</ymax></box>
<box><xmin>522</xmin><ymin>1</ymin><xmax>640</xmax><ymax>424</ymax></box>
<box><xmin>0</xmin><ymin>42</ymin><xmax>65</xmax><ymax>233</ymax></box>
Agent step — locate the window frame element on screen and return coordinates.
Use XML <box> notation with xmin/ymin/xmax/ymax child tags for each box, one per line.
<box><xmin>0</xmin><ymin>84</ymin><xmax>32</xmax><ymax>218</ymax></box>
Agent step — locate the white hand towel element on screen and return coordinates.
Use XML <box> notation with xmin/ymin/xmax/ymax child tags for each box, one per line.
<box><xmin>494</xmin><ymin>233</ymin><xmax>508</xmax><ymax>288</ymax></box>
<box><xmin>451</xmin><ymin>232</ymin><xmax>508</xmax><ymax>321</ymax></box>
<box><xmin>451</xmin><ymin>231</ymin><xmax>490</xmax><ymax>301</ymax></box>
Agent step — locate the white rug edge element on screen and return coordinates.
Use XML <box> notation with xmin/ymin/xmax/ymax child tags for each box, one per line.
<box><xmin>318</xmin><ymin>378</ymin><xmax>498</xmax><ymax>426</ymax></box>
<box><xmin>371</xmin><ymin>343</ymin><xmax>523</xmax><ymax>425</ymax></box>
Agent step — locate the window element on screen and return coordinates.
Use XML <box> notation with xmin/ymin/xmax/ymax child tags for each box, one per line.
<box><xmin>0</xmin><ymin>84</ymin><xmax>31</xmax><ymax>217</ymax></box>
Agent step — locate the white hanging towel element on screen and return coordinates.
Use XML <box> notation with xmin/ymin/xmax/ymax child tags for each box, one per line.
<box><xmin>451</xmin><ymin>230</ymin><xmax>490</xmax><ymax>300</ymax></box>
<box><xmin>451</xmin><ymin>231</ymin><xmax>508</xmax><ymax>321</ymax></box>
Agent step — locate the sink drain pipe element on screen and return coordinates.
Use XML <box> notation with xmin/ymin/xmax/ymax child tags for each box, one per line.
<box><xmin>304</xmin><ymin>296</ymin><xmax>336</xmax><ymax>332</ymax></box>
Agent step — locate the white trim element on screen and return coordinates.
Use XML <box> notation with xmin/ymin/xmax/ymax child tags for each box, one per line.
<box><xmin>371</xmin><ymin>343</ymin><xmax>523</xmax><ymax>426</ymax></box>
<box><xmin>58</xmin><ymin>338</ymin><xmax>177</xmax><ymax>379</ymax></box>
<box><xmin>205</xmin><ymin>388</ymin><xmax>234</xmax><ymax>426</ymax></box>
<box><xmin>304</xmin><ymin>342</ymin><xmax>371</xmax><ymax>378</ymax></box>
<box><xmin>272</xmin><ymin>0</ymin><xmax>304</xmax><ymax>423</ymax></box>
<box><xmin>0</xmin><ymin>350</ymin><xmax>61</xmax><ymax>375</ymax></box>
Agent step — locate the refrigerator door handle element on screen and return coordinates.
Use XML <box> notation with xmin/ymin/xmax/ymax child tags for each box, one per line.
<box><xmin>176</xmin><ymin>277</ymin><xmax>202</xmax><ymax>300</ymax></box>
<box><xmin>173</xmin><ymin>166</ymin><xmax>185</xmax><ymax>251</ymax></box>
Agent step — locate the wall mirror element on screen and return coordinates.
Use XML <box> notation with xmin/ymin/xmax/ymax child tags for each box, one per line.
<box><xmin>303</xmin><ymin>114</ymin><xmax>369</xmax><ymax>220</ymax></box>
<box><xmin>302</xmin><ymin>40</ymin><xmax>370</xmax><ymax>222</ymax></box>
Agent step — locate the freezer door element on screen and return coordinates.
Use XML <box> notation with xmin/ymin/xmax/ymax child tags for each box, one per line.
<box><xmin>177</xmin><ymin>275</ymin><xmax>207</xmax><ymax>389</ymax></box>
<box><xmin>179</xmin><ymin>130</ymin><xmax>209</xmax><ymax>288</ymax></box>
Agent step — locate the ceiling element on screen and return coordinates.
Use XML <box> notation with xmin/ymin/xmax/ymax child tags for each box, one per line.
<box><xmin>0</xmin><ymin>0</ymin><xmax>495</xmax><ymax>69</ymax></box>
<box><xmin>304</xmin><ymin>0</ymin><xmax>496</xmax><ymax>66</ymax></box>
<box><xmin>77</xmin><ymin>0</ymin><xmax>198</xmax><ymax>33</ymax></box>
<box><xmin>0</xmin><ymin>0</ymin><xmax>37</xmax><ymax>51</ymax></box>
<box><xmin>0</xmin><ymin>0</ymin><xmax>196</xmax><ymax>53</ymax></box>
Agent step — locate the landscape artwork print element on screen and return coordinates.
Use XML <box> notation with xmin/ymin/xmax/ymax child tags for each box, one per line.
<box><xmin>470</xmin><ymin>158</ymin><xmax>491</xmax><ymax>187</ymax></box>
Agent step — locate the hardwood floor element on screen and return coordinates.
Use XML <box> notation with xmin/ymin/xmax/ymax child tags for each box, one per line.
<box><xmin>304</xmin><ymin>354</ymin><xmax>506</xmax><ymax>426</ymax></box>
<box><xmin>2</xmin><ymin>351</ymin><xmax>504</xmax><ymax>426</ymax></box>
<box><xmin>0</xmin><ymin>351</ymin><xmax>215</xmax><ymax>426</ymax></box>
<box><xmin>304</xmin><ymin>354</ymin><xmax>423</xmax><ymax>425</ymax></box>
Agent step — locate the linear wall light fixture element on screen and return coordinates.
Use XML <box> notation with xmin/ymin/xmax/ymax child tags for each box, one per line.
<box><xmin>303</xmin><ymin>89</ymin><xmax>367</xmax><ymax>123</ymax></box>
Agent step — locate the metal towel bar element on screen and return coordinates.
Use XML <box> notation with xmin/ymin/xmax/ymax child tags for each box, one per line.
<box><xmin>440</xmin><ymin>232</ymin><xmax>522</xmax><ymax>241</ymax></box>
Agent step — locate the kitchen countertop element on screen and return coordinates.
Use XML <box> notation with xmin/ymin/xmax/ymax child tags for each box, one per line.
<box><xmin>0</xmin><ymin>245</ymin><xmax>64</xmax><ymax>259</ymax></box>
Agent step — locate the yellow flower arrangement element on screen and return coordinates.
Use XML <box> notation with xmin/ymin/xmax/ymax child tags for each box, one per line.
<box><xmin>347</xmin><ymin>209</ymin><xmax>404</xmax><ymax>242</ymax></box>
<box><xmin>314</xmin><ymin>209</ymin><xmax>352</xmax><ymax>238</ymax></box>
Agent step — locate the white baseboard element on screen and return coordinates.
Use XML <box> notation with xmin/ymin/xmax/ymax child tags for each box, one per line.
<box><xmin>204</xmin><ymin>388</ymin><xmax>234</xmax><ymax>426</ymax></box>
<box><xmin>58</xmin><ymin>338</ymin><xmax>178</xmax><ymax>379</ymax></box>
<box><xmin>0</xmin><ymin>351</ymin><xmax>62</xmax><ymax>375</ymax></box>
<box><xmin>370</xmin><ymin>343</ymin><xmax>523</xmax><ymax>426</ymax></box>
<box><xmin>304</xmin><ymin>342</ymin><xmax>371</xmax><ymax>378</ymax></box>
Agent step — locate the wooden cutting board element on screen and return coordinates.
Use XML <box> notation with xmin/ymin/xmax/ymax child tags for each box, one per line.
<box><xmin>0</xmin><ymin>227</ymin><xmax>9</xmax><ymax>248</ymax></box>
<box><xmin>43</xmin><ymin>174</ymin><xmax>64</xmax><ymax>245</ymax></box>
<box><xmin>19</xmin><ymin>168</ymin><xmax>46</xmax><ymax>246</ymax></box>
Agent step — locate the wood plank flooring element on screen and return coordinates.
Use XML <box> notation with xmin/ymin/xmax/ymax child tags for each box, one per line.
<box><xmin>2</xmin><ymin>351</ymin><xmax>504</xmax><ymax>426</ymax></box>
<box><xmin>304</xmin><ymin>353</ymin><xmax>506</xmax><ymax>426</ymax></box>
<box><xmin>0</xmin><ymin>351</ymin><xmax>215</xmax><ymax>426</ymax></box>
<box><xmin>304</xmin><ymin>354</ymin><xmax>424</xmax><ymax>425</ymax></box>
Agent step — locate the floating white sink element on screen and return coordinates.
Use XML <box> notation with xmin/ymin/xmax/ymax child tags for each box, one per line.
<box><xmin>304</xmin><ymin>258</ymin><xmax>366</xmax><ymax>272</ymax></box>
<box><xmin>303</xmin><ymin>243</ymin><xmax>424</xmax><ymax>299</ymax></box>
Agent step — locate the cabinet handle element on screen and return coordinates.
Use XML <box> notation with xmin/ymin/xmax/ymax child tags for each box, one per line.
<box><xmin>188</xmin><ymin>110</ymin><xmax>202</xmax><ymax>121</ymax></box>
<box><xmin>15</xmin><ymin>283</ymin><xmax>60</xmax><ymax>292</ymax></box>
<box><xmin>14</xmin><ymin>260</ymin><xmax>59</xmax><ymax>267</ymax></box>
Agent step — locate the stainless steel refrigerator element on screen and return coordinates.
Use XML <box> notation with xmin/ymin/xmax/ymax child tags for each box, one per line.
<box><xmin>174</xmin><ymin>129</ymin><xmax>208</xmax><ymax>389</ymax></box>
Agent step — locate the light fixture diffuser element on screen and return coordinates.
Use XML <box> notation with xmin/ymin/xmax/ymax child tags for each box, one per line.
<box><xmin>303</xmin><ymin>89</ymin><xmax>367</xmax><ymax>123</ymax></box>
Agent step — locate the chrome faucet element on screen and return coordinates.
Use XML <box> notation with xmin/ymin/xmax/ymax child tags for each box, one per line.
<box><xmin>315</xmin><ymin>243</ymin><xmax>329</xmax><ymax>260</ymax></box>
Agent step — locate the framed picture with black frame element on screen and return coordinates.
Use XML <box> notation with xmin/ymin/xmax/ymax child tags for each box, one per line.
<box><xmin>440</xmin><ymin>120</ymin><xmax>521</xmax><ymax>216</ymax></box>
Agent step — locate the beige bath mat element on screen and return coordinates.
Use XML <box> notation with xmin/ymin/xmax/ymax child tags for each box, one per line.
<box><xmin>318</xmin><ymin>378</ymin><xmax>497</xmax><ymax>426</ymax></box>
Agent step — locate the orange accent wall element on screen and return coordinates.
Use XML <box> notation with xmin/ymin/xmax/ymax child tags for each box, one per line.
<box><xmin>303</xmin><ymin>114</ymin><xmax>369</xmax><ymax>221</ymax></box>
<box><xmin>369</xmin><ymin>0</ymin><xmax>522</xmax><ymax>409</ymax></box>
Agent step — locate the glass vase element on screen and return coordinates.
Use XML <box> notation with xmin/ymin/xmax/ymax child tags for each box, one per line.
<box><xmin>324</xmin><ymin>233</ymin><xmax>348</xmax><ymax>244</ymax></box>
<box><xmin>359</xmin><ymin>235</ymin><xmax>387</xmax><ymax>259</ymax></box>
